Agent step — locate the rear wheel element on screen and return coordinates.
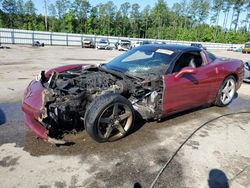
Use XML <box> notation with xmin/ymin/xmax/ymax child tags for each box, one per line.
<box><xmin>214</xmin><ymin>76</ymin><xmax>236</xmax><ymax>107</ymax></box>
<box><xmin>84</xmin><ymin>94</ymin><xmax>134</xmax><ymax>143</ymax></box>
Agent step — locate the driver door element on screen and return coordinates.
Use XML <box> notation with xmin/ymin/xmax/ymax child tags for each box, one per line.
<box><xmin>162</xmin><ymin>51</ymin><xmax>216</xmax><ymax>116</ymax></box>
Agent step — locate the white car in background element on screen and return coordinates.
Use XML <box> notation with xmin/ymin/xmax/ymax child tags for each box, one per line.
<box><xmin>117</xmin><ymin>40</ymin><xmax>131</xmax><ymax>51</ymax></box>
<box><xmin>96</xmin><ymin>39</ymin><xmax>111</xmax><ymax>50</ymax></box>
<box><xmin>131</xmin><ymin>40</ymin><xmax>152</xmax><ymax>48</ymax></box>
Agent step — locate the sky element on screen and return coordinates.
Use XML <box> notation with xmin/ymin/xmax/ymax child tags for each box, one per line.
<box><xmin>31</xmin><ymin>0</ymin><xmax>248</xmax><ymax>29</ymax></box>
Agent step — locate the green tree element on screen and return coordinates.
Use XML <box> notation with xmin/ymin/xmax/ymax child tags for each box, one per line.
<box><xmin>222</xmin><ymin>0</ymin><xmax>233</xmax><ymax>31</ymax></box>
<box><xmin>0</xmin><ymin>0</ymin><xmax>248</xmax><ymax>44</ymax></box>
<box><xmin>16</xmin><ymin>0</ymin><xmax>24</xmax><ymax>28</ymax></box>
<box><xmin>245</xmin><ymin>1</ymin><xmax>250</xmax><ymax>31</ymax></box>
<box><xmin>2</xmin><ymin>0</ymin><xmax>17</xmax><ymax>28</ymax></box>
<box><xmin>98</xmin><ymin>1</ymin><xmax>116</xmax><ymax>35</ymax></box>
<box><xmin>119</xmin><ymin>2</ymin><xmax>130</xmax><ymax>36</ymax></box>
<box><xmin>64</xmin><ymin>10</ymin><xmax>74</xmax><ymax>33</ymax></box>
<box><xmin>210</xmin><ymin>0</ymin><xmax>224</xmax><ymax>26</ymax></box>
<box><xmin>72</xmin><ymin>0</ymin><xmax>90</xmax><ymax>33</ymax></box>
<box><xmin>141</xmin><ymin>5</ymin><xmax>151</xmax><ymax>38</ymax></box>
<box><xmin>210</xmin><ymin>0</ymin><xmax>223</xmax><ymax>42</ymax></box>
<box><xmin>48</xmin><ymin>3</ymin><xmax>59</xmax><ymax>31</ymax></box>
<box><xmin>55</xmin><ymin>0</ymin><xmax>70</xmax><ymax>31</ymax></box>
<box><xmin>151</xmin><ymin>0</ymin><xmax>168</xmax><ymax>39</ymax></box>
<box><xmin>55</xmin><ymin>0</ymin><xmax>70</xmax><ymax>19</ymax></box>
<box><xmin>87</xmin><ymin>6</ymin><xmax>98</xmax><ymax>34</ymax></box>
<box><xmin>232</xmin><ymin>0</ymin><xmax>246</xmax><ymax>31</ymax></box>
<box><xmin>130</xmin><ymin>3</ymin><xmax>140</xmax><ymax>37</ymax></box>
<box><xmin>114</xmin><ymin>9</ymin><xmax>123</xmax><ymax>36</ymax></box>
<box><xmin>24</xmin><ymin>0</ymin><xmax>36</xmax><ymax>30</ymax></box>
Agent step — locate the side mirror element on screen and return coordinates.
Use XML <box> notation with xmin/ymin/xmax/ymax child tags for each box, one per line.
<box><xmin>175</xmin><ymin>67</ymin><xmax>197</xmax><ymax>79</ymax></box>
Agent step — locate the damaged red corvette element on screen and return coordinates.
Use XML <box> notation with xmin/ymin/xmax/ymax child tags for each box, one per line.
<box><xmin>22</xmin><ymin>45</ymin><xmax>244</xmax><ymax>143</ymax></box>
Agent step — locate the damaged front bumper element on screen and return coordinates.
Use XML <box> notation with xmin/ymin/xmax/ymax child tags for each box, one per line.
<box><xmin>22</xmin><ymin>80</ymin><xmax>49</xmax><ymax>140</ymax></box>
<box><xmin>22</xmin><ymin>81</ymin><xmax>67</xmax><ymax>144</ymax></box>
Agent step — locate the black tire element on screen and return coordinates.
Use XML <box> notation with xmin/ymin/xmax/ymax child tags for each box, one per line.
<box><xmin>214</xmin><ymin>76</ymin><xmax>236</xmax><ymax>107</ymax></box>
<box><xmin>84</xmin><ymin>93</ymin><xmax>135</xmax><ymax>143</ymax></box>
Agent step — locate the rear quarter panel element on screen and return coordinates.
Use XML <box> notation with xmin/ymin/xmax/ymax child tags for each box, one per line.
<box><xmin>213</xmin><ymin>58</ymin><xmax>244</xmax><ymax>91</ymax></box>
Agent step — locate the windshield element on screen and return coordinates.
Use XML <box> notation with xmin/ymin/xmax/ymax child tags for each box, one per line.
<box><xmin>245</xmin><ymin>44</ymin><xmax>250</xmax><ymax>48</ymax></box>
<box><xmin>100</xmin><ymin>39</ymin><xmax>108</xmax><ymax>43</ymax></box>
<box><xmin>103</xmin><ymin>47</ymin><xmax>176</xmax><ymax>77</ymax></box>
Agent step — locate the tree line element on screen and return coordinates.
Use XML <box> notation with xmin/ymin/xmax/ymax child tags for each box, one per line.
<box><xmin>0</xmin><ymin>0</ymin><xmax>249</xmax><ymax>44</ymax></box>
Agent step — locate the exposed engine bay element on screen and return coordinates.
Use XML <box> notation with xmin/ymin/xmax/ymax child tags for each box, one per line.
<box><xmin>38</xmin><ymin>65</ymin><xmax>163</xmax><ymax>138</ymax></box>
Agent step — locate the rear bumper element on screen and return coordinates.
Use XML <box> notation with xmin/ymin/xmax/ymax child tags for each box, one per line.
<box><xmin>97</xmin><ymin>45</ymin><xmax>109</xmax><ymax>49</ymax></box>
<box><xmin>82</xmin><ymin>43</ymin><xmax>94</xmax><ymax>48</ymax></box>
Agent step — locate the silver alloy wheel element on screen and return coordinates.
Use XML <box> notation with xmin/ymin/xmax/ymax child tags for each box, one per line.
<box><xmin>97</xmin><ymin>103</ymin><xmax>133</xmax><ymax>141</ymax></box>
<box><xmin>220</xmin><ymin>78</ymin><xmax>236</xmax><ymax>105</ymax></box>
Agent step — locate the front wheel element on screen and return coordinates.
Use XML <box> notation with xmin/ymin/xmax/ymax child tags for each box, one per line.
<box><xmin>214</xmin><ymin>76</ymin><xmax>236</xmax><ymax>107</ymax></box>
<box><xmin>84</xmin><ymin>94</ymin><xmax>134</xmax><ymax>143</ymax></box>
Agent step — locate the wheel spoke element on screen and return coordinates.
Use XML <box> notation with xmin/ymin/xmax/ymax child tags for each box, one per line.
<box><xmin>222</xmin><ymin>81</ymin><xmax>229</xmax><ymax>92</ymax></box>
<box><xmin>222</xmin><ymin>86</ymin><xmax>227</xmax><ymax>93</ymax></box>
<box><xmin>115</xmin><ymin>123</ymin><xmax>126</xmax><ymax>135</ymax></box>
<box><xmin>118</xmin><ymin>112</ymin><xmax>131</xmax><ymax>121</ymax></box>
<box><xmin>228</xmin><ymin>84</ymin><xmax>234</xmax><ymax>91</ymax></box>
<box><xmin>226</xmin><ymin>92</ymin><xmax>232</xmax><ymax>99</ymax></box>
<box><xmin>104</xmin><ymin>124</ymin><xmax>113</xmax><ymax>139</ymax></box>
<box><xmin>100</xmin><ymin>117</ymin><xmax>111</xmax><ymax>124</ymax></box>
<box><xmin>112</xmin><ymin>103</ymin><xmax>119</xmax><ymax>117</ymax></box>
<box><xmin>222</xmin><ymin>93</ymin><xmax>227</xmax><ymax>102</ymax></box>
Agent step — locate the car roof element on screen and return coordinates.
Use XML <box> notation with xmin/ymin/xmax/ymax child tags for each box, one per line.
<box><xmin>137</xmin><ymin>44</ymin><xmax>201</xmax><ymax>52</ymax></box>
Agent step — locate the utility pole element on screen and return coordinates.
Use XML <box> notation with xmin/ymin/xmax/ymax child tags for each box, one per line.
<box><xmin>44</xmin><ymin>0</ymin><xmax>48</xmax><ymax>31</ymax></box>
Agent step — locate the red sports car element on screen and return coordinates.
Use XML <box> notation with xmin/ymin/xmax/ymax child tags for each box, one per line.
<box><xmin>22</xmin><ymin>45</ymin><xmax>244</xmax><ymax>143</ymax></box>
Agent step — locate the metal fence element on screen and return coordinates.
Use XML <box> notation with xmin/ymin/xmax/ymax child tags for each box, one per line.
<box><xmin>0</xmin><ymin>28</ymin><xmax>243</xmax><ymax>49</ymax></box>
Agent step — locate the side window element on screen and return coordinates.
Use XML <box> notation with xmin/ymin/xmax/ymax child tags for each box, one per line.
<box><xmin>172</xmin><ymin>51</ymin><xmax>204</xmax><ymax>73</ymax></box>
<box><xmin>206</xmin><ymin>51</ymin><xmax>217</xmax><ymax>62</ymax></box>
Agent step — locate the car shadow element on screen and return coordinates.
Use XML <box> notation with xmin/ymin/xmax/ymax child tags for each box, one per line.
<box><xmin>128</xmin><ymin>112</ymin><xmax>147</xmax><ymax>136</ymax></box>
<box><xmin>129</xmin><ymin>103</ymin><xmax>212</xmax><ymax>138</ymax></box>
<box><xmin>208</xmin><ymin>169</ymin><xmax>229</xmax><ymax>188</ymax></box>
<box><xmin>0</xmin><ymin>108</ymin><xmax>6</xmax><ymax>125</ymax></box>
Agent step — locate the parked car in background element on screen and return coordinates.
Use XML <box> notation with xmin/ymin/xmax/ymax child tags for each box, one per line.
<box><xmin>244</xmin><ymin>61</ymin><xmax>250</xmax><ymax>82</ymax></box>
<box><xmin>233</xmin><ymin>46</ymin><xmax>243</xmax><ymax>52</ymax></box>
<box><xmin>227</xmin><ymin>46</ymin><xmax>236</xmax><ymax>51</ymax></box>
<box><xmin>96</xmin><ymin>38</ymin><xmax>111</xmax><ymax>50</ymax></box>
<box><xmin>191</xmin><ymin>43</ymin><xmax>207</xmax><ymax>50</ymax></box>
<box><xmin>117</xmin><ymin>40</ymin><xmax>131</xmax><ymax>51</ymax></box>
<box><xmin>131</xmin><ymin>40</ymin><xmax>152</xmax><ymax>48</ymax></box>
<box><xmin>227</xmin><ymin>46</ymin><xmax>243</xmax><ymax>52</ymax></box>
<box><xmin>33</xmin><ymin>41</ymin><xmax>44</xmax><ymax>47</ymax></box>
<box><xmin>242</xmin><ymin>42</ymin><xmax>250</xmax><ymax>54</ymax></box>
<box><xmin>152</xmin><ymin>41</ymin><xmax>166</xmax><ymax>44</ymax></box>
<box><xmin>82</xmin><ymin>38</ymin><xmax>95</xmax><ymax>48</ymax></box>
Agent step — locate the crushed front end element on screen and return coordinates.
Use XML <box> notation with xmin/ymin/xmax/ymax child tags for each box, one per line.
<box><xmin>23</xmin><ymin>65</ymin><xmax>164</xmax><ymax>142</ymax></box>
